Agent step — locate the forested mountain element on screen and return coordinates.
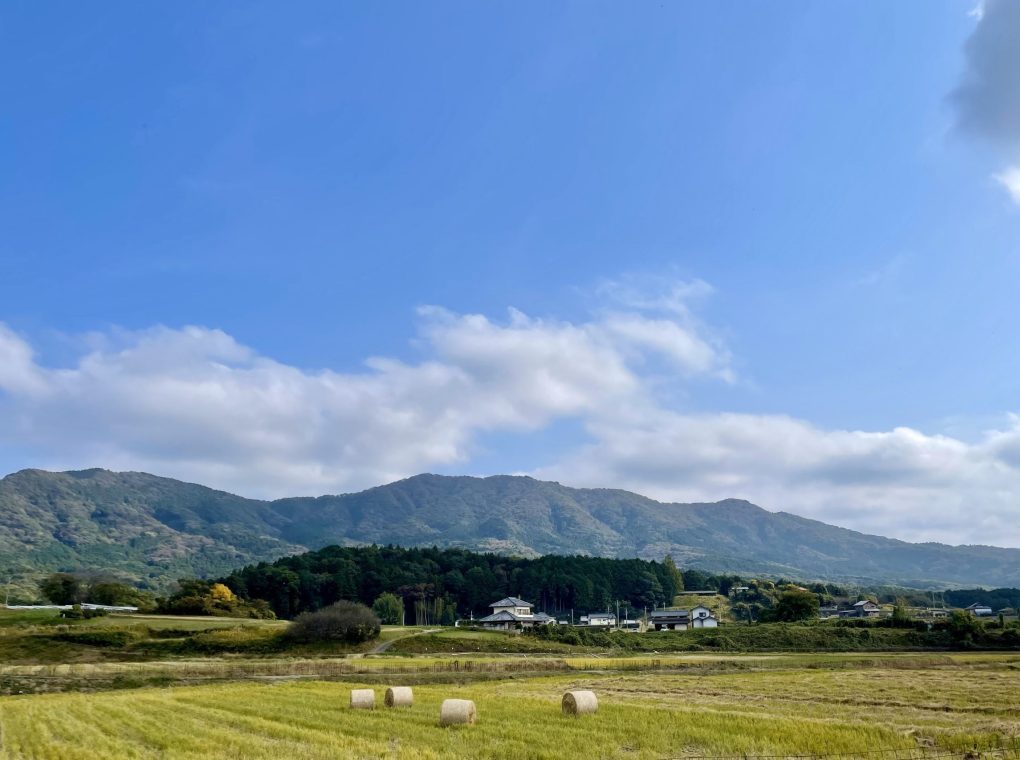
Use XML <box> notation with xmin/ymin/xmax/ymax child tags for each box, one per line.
<box><xmin>2</xmin><ymin>467</ymin><xmax>1019</xmax><ymax>591</ymax></box>
<box><xmin>0</xmin><ymin>468</ymin><xmax>303</xmax><ymax>591</ymax></box>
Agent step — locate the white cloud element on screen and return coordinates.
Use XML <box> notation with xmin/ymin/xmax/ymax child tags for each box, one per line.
<box><xmin>538</xmin><ymin>411</ymin><xmax>1020</xmax><ymax>545</ymax></box>
<box><xmin>0</xmin><ymin>284</ymin><xmax>729</xmax><ymax>498</ymax></box>
<box><xmin>994</xmin><ymin>165</ymin><xmax>1020</xmax><ymax>205</ymax></box>
<box><xmin>0</xmin><ymin>325</ymin><xmax>44</xmax><ymax>395</ymax></box>
<box><xmin>3</xmin><ymin>281</ymin><xmax>1020</xmax><ymax>546</ymax></box>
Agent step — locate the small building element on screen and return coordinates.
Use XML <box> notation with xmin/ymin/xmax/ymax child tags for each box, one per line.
<box><xmin>965</xmin><ymin>603</ymin><xmax>994</xmax><ymax>617</ymax></box>
<box><xmin>841</xmin><ymin>600</ymin><xmax>881</xmax><ymax>618</ymax></box>
<box><xmin>650</xmin><ymin>605</ymin><xmax>719</xmax><ymax>630</ymax></box>
<box><xmin>818</xmin><ymin>605</ymin><xmax>839</xmax><ymax>619</ymax></box>
<box><xmin>586</xmin><ymin>612</ymin><xmax>616</xmax><ymax>628</ymax></box>
<box><xmin>6</xmin><ymin>603</ymin><xmax>139</xmax><ymax>613</ymax></box>
<box><xmin>650</xmin><ymin>608</ymin><xmax>691</xmax><ymax>630</ymax></box>
<box><xmin>476</xmin><ymin>597</ymin><xmax>554</xmax><ymax>630</ymax></box>
<box><xmin>690</xmin><ymin>604</ymin><xmax>719</xmax><ymax>628</ymax></box>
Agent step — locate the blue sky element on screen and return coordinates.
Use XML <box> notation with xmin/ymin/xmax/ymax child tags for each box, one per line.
<box><xmin>2</xmin><ymin>1</ymin><xmax>1020</xmax><ymax>545</ymax></box>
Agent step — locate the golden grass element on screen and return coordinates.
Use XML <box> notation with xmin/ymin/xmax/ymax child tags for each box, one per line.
<box><xmin>86</xmin><ymin>614</ymin><xmax>288</xmax><ymax>631</ymax></box>
<box><xmin>3</xmin><ymin>656</ymin><xmax>1020</xmax><ymax>758</ymax></box>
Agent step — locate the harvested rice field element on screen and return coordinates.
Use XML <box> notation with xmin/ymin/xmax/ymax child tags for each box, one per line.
<box><xmin>2</xmin><ymin>654</ymin><xmax>1019</xmax><ymax>759</ymax></box>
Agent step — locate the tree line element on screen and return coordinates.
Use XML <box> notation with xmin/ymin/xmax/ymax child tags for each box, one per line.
<box><xmin>216</xmin><ymin>544</ymin><xmax>688</xmax><ymax>621</ymax></box>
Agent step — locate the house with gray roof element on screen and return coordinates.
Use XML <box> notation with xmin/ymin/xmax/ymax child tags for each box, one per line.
<box><xmin>477</xmin><ymin>597</ymin><xmax>554</xmax><ymax>630</ymax></box>
<box><xmin>649</xmin><ymin>605</ymin><xmax>719</xmax><ymax>631</ymax></box>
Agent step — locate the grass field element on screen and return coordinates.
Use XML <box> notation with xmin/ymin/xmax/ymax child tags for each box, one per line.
<box><xmin>2</xmin><ymin>655</ymin><xmax>1019</xmax><ymax>759</ymax></box>
<box><xmin>0</xmin><ymin>609</ymin><xmax>423</xmax><ymax>665</ymax></box>
<box><xmin>0</xmin><ymin>609</ymin><xmax>285</xmax><ymax>630</ymax></box>
<box><xmin>3</xmin><ymin>610</ymin><xmax>1020</xmax><ymax>758</ymax></box>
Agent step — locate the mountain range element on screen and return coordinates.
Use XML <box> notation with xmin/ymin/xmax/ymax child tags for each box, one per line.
<box><xmin>2</xmin><ymin>467</ymin><xmax>1018</xmax><ymax>591</ymax></box>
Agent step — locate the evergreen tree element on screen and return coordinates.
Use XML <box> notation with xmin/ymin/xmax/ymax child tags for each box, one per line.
<box><xmin>663</xmin><ymin>554</ymin><xmax>684</xmax><ymax>598</ymax></box>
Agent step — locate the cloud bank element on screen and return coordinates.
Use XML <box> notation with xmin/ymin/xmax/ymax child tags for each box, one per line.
<box><xmin>0</xmin><ymin>292</ymin><xmax>725</xmax><ymax>496</ymax></box>
<box><xmin>2</xmin><ymin>286</ymin><xmax>1020</xmax><ymax>546</ymax></box>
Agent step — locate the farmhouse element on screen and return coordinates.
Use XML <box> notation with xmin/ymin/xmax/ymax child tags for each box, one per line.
<box><xmin>586</xmin><ymin>611</ymin><xmax>616</xmax><ymax>628</ymax></box>
<box><xmin>649</xmin><ymin>605</ymin><xmax>718</xmax><ymax>631</ymax></box>
<box><xmin>476</xmin><ymin>597</ymin><xmax>554</xmax><ymax>630</ymax></box>
<box><xmin>690</xmin><ymin>604</ymin><xmax>719</xmax><ymax>628</ymax></box>
<box><xmin>965</xmin><ymin>603</ymin><xmax>994</xmax><ymax>617</ymax></box>
<box><xmin>650</xmin><ymin>608</ymin><xmax>690</xmax><ymax>630</ymax></box>
<box><xmin>841</xmin><ymin>600</ymin><xmax>881</xmax><ymax>618</ymax></box>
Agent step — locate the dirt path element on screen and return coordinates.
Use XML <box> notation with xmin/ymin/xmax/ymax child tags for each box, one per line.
<box><xmin>369</xmin><ymin>628</ymin><xmax>439</xmax><ymax>655</ymax></box>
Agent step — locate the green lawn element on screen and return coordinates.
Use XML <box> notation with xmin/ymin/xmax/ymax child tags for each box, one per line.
<box><xmin>0</xmin><ymin>608</ymin><xmax>63</xmax><ymax>627</ymax></box>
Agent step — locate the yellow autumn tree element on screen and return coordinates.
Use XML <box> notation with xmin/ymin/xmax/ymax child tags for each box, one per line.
<box><xmin>209</xmin><ymin>583</ymin><xmax>236</xmax><ymax>603</ymax></box>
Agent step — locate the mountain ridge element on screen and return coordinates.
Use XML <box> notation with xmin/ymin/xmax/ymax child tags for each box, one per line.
<box><xmin>1</xmin><ymin>467</ymin><xmax>1017</xmax><ymax>590</ymax></box>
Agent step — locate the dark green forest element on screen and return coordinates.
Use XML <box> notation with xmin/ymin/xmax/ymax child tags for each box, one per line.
<box><xmin>219</xmin><ymin>544</ymin><xmax>688</xmax><ymax>621</ymax></box>
<box><xmin>206</xmin><ymin>544</ymin><xmax>1020</xmax><ymax>622</ymax></box>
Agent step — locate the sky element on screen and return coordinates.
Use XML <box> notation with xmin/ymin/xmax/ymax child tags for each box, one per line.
<box><xmin>2</xmin><ymin>1</ymin><xmax>1020</xmax><ymax>547</ymax></box>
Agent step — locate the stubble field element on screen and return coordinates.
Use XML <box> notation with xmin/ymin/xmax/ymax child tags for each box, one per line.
<box><xmin>2</xmin><ymin>654</ymin><xmax>1019</xmax><ymax>759</ymax></box>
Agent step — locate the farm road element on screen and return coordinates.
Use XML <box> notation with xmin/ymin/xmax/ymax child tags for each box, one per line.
<box><xmin>369</xmin><ymin>628</ymin><xmax>439</xmax><ymax>655</ymax></box>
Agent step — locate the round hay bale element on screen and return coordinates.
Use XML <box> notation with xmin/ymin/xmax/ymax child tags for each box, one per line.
<box><xmin>562</xmin><ymin>690</ymin><xmax>598</xmax><ymax>716</ymax></box>
<box><xmin>385</xmin><ymin>686</ymin><xmax>413</xmax><ymax>708</ymax></box>
<box><xmin>350</xmin><ymin>688</ymin><xmax>375</xmax><ymax>709</ymax></box>
<box><xmin>438</xmin><ymin>698</ymin><xmax>476</xmax><ymax>726</ymax></box>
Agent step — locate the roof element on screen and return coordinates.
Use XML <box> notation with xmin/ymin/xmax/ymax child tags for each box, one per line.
<box><xmin>478</xmin><ymin>609</ymin><xmax>551</xmax><ymax>623</ymax></box>
<box><xmin>650</xmin><ymin>608</ymin><xmax>691</xmax><ymax>618</ymax></box>
<box><xmin>965</xmin><ymin>603</ymin><xmax>992</xmax><ymax>609</ymax></box>
<box><xmin>477</xmin><ymin>611</ymin><xmax>524</xmax><ymax>623</ymax></box>
<box><xmin>490</xmin><ymin>597</ymin><xmax>533</xmax><ymax>609</ymax></box>
<box><xmin>588</xmin><ymin>611</ymin><xmax>615</xmax><ymax>618</ymax></box>
<box><xmin>853</xmin><ymin>600</ymin><xmax>877</xmax><ymax>607</ymax></box>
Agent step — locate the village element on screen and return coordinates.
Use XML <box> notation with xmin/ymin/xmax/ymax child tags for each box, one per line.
<box><xmin>462</xmin><ymin>592</ymin><xmax>1003</xmax><ymax>633</ymax></box>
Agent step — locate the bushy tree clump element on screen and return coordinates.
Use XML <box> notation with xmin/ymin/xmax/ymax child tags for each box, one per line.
<box><xmin>372</xmin><ymin>592</ymin><xmax>404</xmax><ymax>625</ymax></box>
<box><xmin>767</xmin><ymin>589</ymin><xmax>820</xmax><ymax>622</ymax></box>
<box><xmin>40</xmin><ymin>573</ymin><xmax>156</xmax><ymax>610</ymax></box>
<box><xmin>286</xmin><ymin>601</ymin><xmax>380</xmax><ymax>644</ymax></box>
<box><xmin>157</xmin><ymin>580</ymin><xmax>275</xmax><ymax>619</ymax></box>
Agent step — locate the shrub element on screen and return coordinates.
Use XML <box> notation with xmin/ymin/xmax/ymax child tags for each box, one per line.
<box><xmin>286</xmin><ymin>601</ymin><xmax>380</xmax><ymax>644</ymax></box>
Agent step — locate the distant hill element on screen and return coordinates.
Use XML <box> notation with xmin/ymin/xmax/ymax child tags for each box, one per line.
<box><xmin>2</xmin><ymin>468</ymin><xmax>1018</xmax><ymax>590</ymax></box>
